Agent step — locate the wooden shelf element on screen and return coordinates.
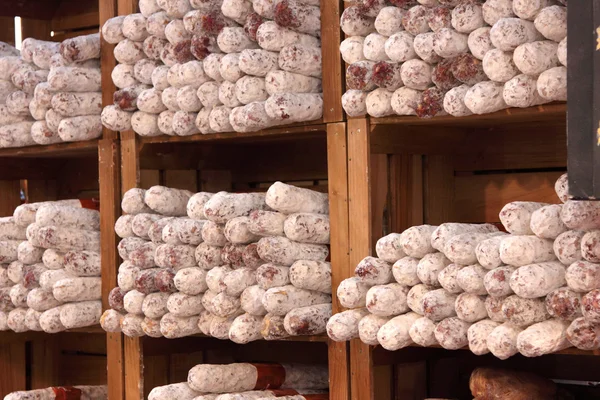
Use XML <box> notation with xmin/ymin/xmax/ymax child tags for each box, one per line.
<box><xmin>371</xmin><ymin>344</ymin><xmax>600</xmax><ymax>366</ymax></box>
<box><xmin>368</xmin><ymin>103</ymin><xmax>566</xmax><ymax>128</ymax></box>
<box><xmin>0</xmin><ymin>140</ymin><xmax>98</xmax><ymax>158</ymax></box>
<box><xmin>136</xmin><ymin>122</ymin><xmax>327</xmax><ymax>146</ymax></box>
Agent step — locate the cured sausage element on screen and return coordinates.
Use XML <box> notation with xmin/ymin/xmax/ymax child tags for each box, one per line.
<box><xmin>376</xmin><ymin>312</ymin><xmax>421</xmax><ymax>350</ymax></box>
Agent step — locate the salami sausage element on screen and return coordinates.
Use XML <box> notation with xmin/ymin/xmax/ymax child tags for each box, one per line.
<box><xmin>517</xmin><ymin>319</ymin><xmax>571</xmax><ymax>357</ymax></box>
<box><xmin>377</xmin><ymin>312</ymin><xmax>421</xmax><ymax>350</ymax></box>
<box><xmin>399</xmin><ymin>225</ymin><xmax>437</xmax><ymax>259</ymax></box>
<box><xmin>340</xmin><ymin>6</ymin><xmax>376</xmax><ymax>37</ymax></box>
<box><xmin>509</xmin><ymin>261</ymin><xmax>565</xmax><ymax>298</ymax></box>
<box><xmin>554</xmin><ymin>230</ymin><xmax>584</xmax><ymax>266</ymax></box>
<box><xmin>433</xmin><ymin>27</ymin><xmax>468</xmax><ymax>58</ymax></box>
<box><xmin>482</xmin><ymin>0</ymin><xmax>514</xmax><ymax>25</ymax></box>
<box><xmin>499</xmin><ymin>235</ymin><xmax>556</xmax><ymax>267</ymax></box>
<box><xmin>102</xmin><ymin>16</ymin><xmax>126</xmax><ymax>44</ymax></box>
<box><xmin>262</xmin><ymin>284</ymin><xmax>330</xmax><ymax>316</ymax></box>
<box><xmin>434</xmin><ymin>317</ymin><xmax>471</xmax><ymax>350</ymax></box>
<box><xmin>545</xmin><ymin>287</ymin><xmax>582</xmax><ymax>320</ymax></box>
<box><xmin>501</xmin><ymin>295</ymin><xmax>549</xmax><ymax>326</ymax></box>
<box><xmin>451</xmin><ymin>2</ymin><xmax>484</xmax><ymax>33</ymax></box>
<box><xmin>366</xmin><ymin>283</ymin><xmax>410</xmax><ymax>317</ymax></box>
<box><xmin>422</xmin><ymin>288</ymin><xmax>457</xmax><ymax>321</ymax></box>
<box><xmin>289</xmin><ymin>260</ymin><xmax>331</xmax><ymax>293</ymax></box>
<box><xmin>484</xmin><ymin>266</ymin><xmax>515</xmax><ymax>298</ymax></box>
<box><xmin>487</xmin><ymin>322</ymin><xmax>523</xmax><ymax>359</ymax></box>
<box><xmin>188</xmin><ymin>363</ymin><xmax>328</xmax><ymax>393</ymax></box>
<box><xmin>366</xmin><ymin>88</ymin><xmax>394</xmax><ymax>117</ymax></box>
<box><xmin>256</xmin><ymin>21</ymin><xmax>320</xmax><ymax>51</ymax></box>
<box><xmin>400</xmin><ymin>59</ymin><xmax>432</xmax><ymax>90</ymax></box>
<box><xmin>427</xmin><ymin>6</ymin><xmax>451</xmax><ymax>32</ymax></box>
<box><xmin>340</xmin><ymin>36</ymin><xmax>366</xmax><ymax>64</ymax></box>
<box><xmin>455</xmin><ymin>292</ymin><xmax>487</xmax><ymax>323</ymax></box>
<box><xmin>567</xmin><ymin>317</ymin><xmax>600</xmax><ymax>350</ymax></box>
<box><xmin>513</xmin><ymin>41</ymin><xmax>559</xmax><ymax>76</ymax></box>
<box><xmin>240</xmin><ymin>285</ymin><xmax>266</xmax><ymax>316</ymax></box>
<box><xmin>358</xmin><ymin>314</ymin><xmax>390</xmax><ymax>345</ymax></box>
<box><xmin>354</xmin><ymin>256</ymin><xmax>393</xmax><ymax>285</ymax></box>
<box><xmin>537</xmin><ymin>66</ymin><xmax>567</xmax><ymax>102</ymax></box>
<box><xmin>391</xmin><ymin>86</ymin><xmax>421</xmax><ymax>115</ymax></box>
<box><xmin>408</xmin><ymin>316</ymin><xmax>438</xmax><ymax>346</ymax></box>
<box><xmin>489</xmin><ymin>18</ymin><xmax>543</xmax><ymax>51</ymax></box>
<box><xmin>467</xmin><ymin>319</ymin><xmax>500</xmax><ymax>355</ymax></box>
<box><xmin>438</xmin><ymin>263</ymin><xmax>465</xmax><ymax>294</ymax></box>
<box><xmin>468</xmin><ymin>26</ymin><xmax>493</xmax><ymax>60</ymax></box>
<box><xmin>337</xmin><ymin>277</ymin><xmax>371</xmax><ymax>308</ymax></box>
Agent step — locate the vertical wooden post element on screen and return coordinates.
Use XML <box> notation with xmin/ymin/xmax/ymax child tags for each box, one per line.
<box><xmin>327</xmin><ymin>123</ymin><xmax>351</xmax><ymax>400</ymax></box>
<box><xmin>347</xmin><ymin>117</ymin><xmax>376</xmax><ymax>400</ymax></box>
<box><xmin>99</xmin><ymin>0</ymin><xmax>124</xmax><ymax>398</ymax></box>
<box><xmin>0</xmin><ymin>341</ymin><xmax>26</xmax><ymax>394</ymax></box>
<box><xmin>120</xmin><ymin>130</ymin><xmax>144</xmax><ymax>400</ymax></box>
<box><xmin>321</xmin><ymin>0</ymin><xmax>344</xmax><ymax>123</ymax></box>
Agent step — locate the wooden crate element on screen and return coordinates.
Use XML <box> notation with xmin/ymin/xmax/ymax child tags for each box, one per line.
<box><xmin>0</xmin><ymin>141</ymin><xmax>115</xmax><ymax>397</ymax></box>
<box><xmin>344</xmin><ymin>104</ymin><xmax>587</xmax><ymax>400</ymax></box>
<box><xmin>118</xmin><ymin>123</ymin><xmax>351</xmax><ymax>399</ymax></box>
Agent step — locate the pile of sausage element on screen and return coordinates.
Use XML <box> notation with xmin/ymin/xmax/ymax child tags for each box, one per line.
<box><xmin>147</xmin><ymin>362</ymin><xmax>328</xmax><ymax>400</ymax></box>
<box><xmin>341</xmin><ymin>0</ymin><xmax>567</xmax><ymax>118</ymax></box>
<box><xmin>4</xmin><ymin>385</ymin><xmax>107</xmax><ymax>400</ymax></box>
<box><xmin>0</xmin><ymin>34</ymin><xmax>102</xmax><ymax>148</ymax></box>
<box><xmin>101</xmin><ymin>182</ymin><xmax>332</xmax><ymax>342</ymax></box>
<box><xmin>0</xmin><ymin>200</ymin><xmax>102</xmax><ymax>333</ymax></box>
<box><xmin>101</xmin><ymin>0</ymin><xmax>323</xmax><ymax>136</ymax></box>
<box><xmin>327</xmin><ymin>173</ymin><xmax>600</xmax><ymax>359</ymax></box>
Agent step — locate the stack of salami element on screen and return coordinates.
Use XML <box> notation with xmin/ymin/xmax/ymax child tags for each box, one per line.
<box><xmin>4</xmin><ymin>385</ymin><xmax>108</xmax><ymax>400</ymax></box>
<box><xmin>102</xmin><ymin>182</ymin><xmax>332</xmax><ymax>342</ymax></box>
<box><xmin>101</xmin><ymin>0</ymin><xmax>323</xmax><ymax>136</ymax></box>
<box><xmin>147</xmin><ymin>363</ymin><xmax>328</xmax><ymax>400</ymax></box>
<box><xmin>341</xmin><ymin>0</ymin><xmax>567</xmax><ymax>118</ymax></box>
<box><xmin>327</xmin><ymin>173</ymin><xmax>600</xmax><ymax>359</ymax></box>
<box><xmin>0</xmin><ymin>200</ymin><xmax>102</xmax><ymax>333</ymax></box>
<box><xmin>0</xmin><ymin>34</ymin><xmax>102</xmax><ymax>148</ymax></box>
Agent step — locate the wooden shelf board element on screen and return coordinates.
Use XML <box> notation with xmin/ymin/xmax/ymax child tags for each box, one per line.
<box><xmin>371</xmin><ymin>343</ymin><xmax>600</xmax><ymax>365</ymax></box>
<box><xmin>0</xmin><ymin>325</ymin><xmax>104</xmax><ymax>343</ymax></box>
<box><xmin>0</xmin><ymin>140</ymin><xmax>99</xmax><ymax>158</ymax></box>
<box><xmin>137</xmin><ymin>122</ymin><xmax>327</xmax><ymax>145</ymax></box>
<box><xmin>368</xmin><ymin>103</ymin><xmax>566</xmax><ymax>128</ymax></box>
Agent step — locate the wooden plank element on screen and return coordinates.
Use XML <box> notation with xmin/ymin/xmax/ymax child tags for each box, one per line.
<box><xmin>164</xmin><ymin>170</ymin><xmax>198</xmax><ymax>192</ymax></box>
<box><xmin>371</xmin><ymin>103</ymin><xmax>566</xmax><ymax>127</ymax></box>
<box><xmin>21</xmin><ymin>19</ymin><xmax>52</xmax><ymax>41</ymax></box>
<box><xmin>389</xmin><ymin>155</ymin><xmax>424</xmax><ymax>233</ymax></box>
<box><xmin>370</xmin><ymin>124</ymin><xmax>566</xmax><ymax>171</ymax></box>
<box><xmin>326</xmin><ymin>122</ymin><xmax>351</xmax><ymax>400</ymax></box>
<box><xmin>140</xmin><ymin>170</ymin><xmax>160</xmax><ymax>188</ymax></box>
<box><xmin>60</xmin><ymin>354</ymin><xmax>108</xmax><ymax>386</ymax></box>
<box><xmin>138</xmin><ymin>123</ymin><xmax>326</xmax><ymax>145</ymax></box>
<box><xmin>347</xmin><ymin>117</ymin><xmax>379</xmax><ymax>400</ymax></box>
<box><xmin>143</xmin><ymin>355</ymin><xmax>169</xmax><ymax>399</ymax></box>
<box><xmin>454</xmin><ymin>171</ymin><xmax>564</xmax><ymax>223</ymax></box>
<box><xmin>125</xmin><ymin>337</ymin><xmax>144</xmax><ymax>400</ymax></box>
<box><xmin>370</xmin><ymin>154</ymin><xmax>388</xmax><ymax>248</ymax></box>
<box><xmin>320</xmin><ymin>0</ymin><xmax>343</xmax><ymax>122</ymax></box>
<box><xmin>0</xmin><ymin>1</ymin><xmax>60</xmax><ymax>20</ymax></box>
<box><xmin>0</xmin><ymin>17</ymin><xmax>15</xmax><ymax>44</ymax></box>
<box><xmin>0</xmin><ymin>181</ymin><xmax>22</xmax><ymax>217</ymax></box>
<box><xmin>0</xmin><ymin>140</ymin><xmax>98</xmax><ymax>158</ymax></box>
<box><xmin>26</xmin><ymin>180</ymin><xmax>58</xmax><ymax>202</ymax></box>
<box><xmin>0</xmin><ymin>342</ymin><xmax>26</xmax><ymax>394</ymax></box>
<box><xmin>200</xmin><ymin>170</ymin><xmax>232</xmax><ymax>192</ymax></box>
<box><xmin>424</xmin><ymin>155</ymin><xmax>455</xmax><ymax>225</ymax></box>
<box><xmin>51</xmin><ymin>11</ymin><xmax>99</xmax><ymax>31</ymax></box>
<box><xmin>120</xmin><ymin>125</ymin><xmax>142</xmax><ymax>400</ymax></box>
<box><xmin>31</xmin><ymin>337</ymin><xmax>60</xmax><ymax>389</ymax></box>
<box><xmin>99</xmin><ymin>139</ymin><xmax>125</xmax><ymax>400</ymax></box>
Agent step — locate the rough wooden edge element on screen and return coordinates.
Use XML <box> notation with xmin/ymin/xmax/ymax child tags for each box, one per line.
<box><xmin>99</xmin><ymin>138</ymin><xmax>124</xmax><ymax>400</ymax></box>
<box><xmin>347</xmin><ymin>117</ymin><xmax>376</xmax><ymax>400</ymax></box>
<box><xmin>321</xmin><ymin>0</ymin><xmax>344</xmax><ymax>123</ymax></box>
<box><xmin>120</xmin><ymin>129</ymin><xmax>144</xmax><ymax>400</ymax></box>
<box><xmin>327</xmin><ymin>122</ymin><xmax>351</xmax><ymax>400</ymax></box>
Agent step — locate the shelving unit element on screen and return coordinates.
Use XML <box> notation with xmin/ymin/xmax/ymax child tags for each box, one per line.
<box><xmin>0</xmin><ymin>0</ymin><xmax>591</xmax><ymax>397</ymax></box>
<box><xmin>345</xmin><ymin>103</ymin><xmax>579</xmax><ymax>399</ymax></box>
